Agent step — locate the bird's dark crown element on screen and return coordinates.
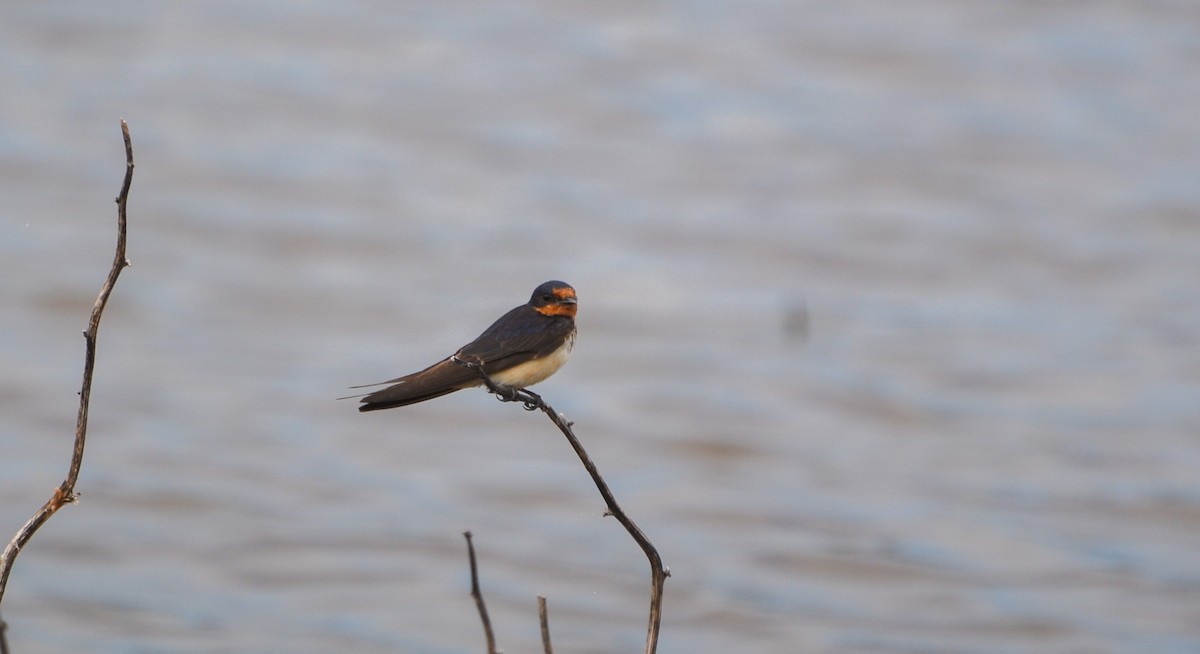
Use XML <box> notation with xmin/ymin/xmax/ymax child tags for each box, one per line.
<box><xmin>530</xmin><ymin>281</ymin><xmax>575</xmax><ymax>305</ymax></box>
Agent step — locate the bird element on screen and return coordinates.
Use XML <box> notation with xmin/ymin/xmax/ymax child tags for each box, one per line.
<box><xmin>349</xmin><ymin>281</ymin><xmax>578</xmax><ymax>412</ymax></box>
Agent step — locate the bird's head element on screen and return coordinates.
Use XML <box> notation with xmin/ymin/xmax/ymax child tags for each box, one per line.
<box><xmin>530</xmin><ymin>281</ymin><xmax>577</xmax><ymax>318</ymax></box>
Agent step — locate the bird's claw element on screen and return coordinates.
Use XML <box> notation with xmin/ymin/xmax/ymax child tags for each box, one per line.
<box><xmin>493</xmin><ymin>388</ymin><xmax>515</xmax><ymax>402</ymax></box>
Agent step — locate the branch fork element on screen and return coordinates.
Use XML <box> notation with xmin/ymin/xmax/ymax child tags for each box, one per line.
<box><xmin>451</xmin><ymin>356</ymin><xmax>669</xmax><ymax>654</ymax></box>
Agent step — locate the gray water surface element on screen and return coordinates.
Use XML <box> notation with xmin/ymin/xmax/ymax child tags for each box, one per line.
<box><xmin>2</xmin><ymin>2</ymin><xmax>1199</xmax><ymax>653</ymax></box>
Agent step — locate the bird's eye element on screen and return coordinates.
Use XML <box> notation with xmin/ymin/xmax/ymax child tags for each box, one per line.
<box><xmin>542</xmin><ymin>293</ymin><xmax>553</xmax><ymax>302</ymax></box>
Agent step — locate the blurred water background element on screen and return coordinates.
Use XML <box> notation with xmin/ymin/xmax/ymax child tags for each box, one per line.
<box><xmin>2</xmin><ymin>2</ymin><xmax>1199</xmax><ymax>653</ymax></box>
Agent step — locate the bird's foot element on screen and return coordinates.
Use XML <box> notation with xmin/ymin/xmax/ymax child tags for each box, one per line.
<box><xmin>517</xmin><ymin>388</ymin><xmax>542</xmax><ymax>411</ymax></box>
<box><xmin>492</xmin><ymin>385</ymin><xmax>521</xmax><ymax>402</ymax></box>
<box><xmin>493</xmin><ymin>385</ymin><xmax>541</xmax><ymax>410</ymax></box>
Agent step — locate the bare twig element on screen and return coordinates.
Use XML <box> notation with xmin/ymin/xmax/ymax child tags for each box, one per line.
<box><xmin>537</xmin><ymin>595</ymin><xmax>553</xmax><ymax>654</ymax></box>
<box><xmin>453</xmin><ymin>356</ymin><xmax>670</xmax><ymax>654</ymax></box>
<box><xmin>463</xmin><ymin>531</ymin><xmax>498</xmax><ymax>654</ymax></box>
<box><xmin>0</xmin><ymin>120</ymin><xmax>134</xmax><ymax>608</ymax></box>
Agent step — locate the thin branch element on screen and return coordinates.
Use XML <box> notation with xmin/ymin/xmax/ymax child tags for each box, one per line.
<box><xmin>0</xmin><ymin>613</ymin><xmax>8</xmax><ymax>654</ymax></box>
<box><xmin>0</xmin><ymin>120</ymin><xmax>134</xmax><ymax>607</ymax></box>
<box><xmin>453</xmin><ymin>356</ymin><xmax>670</xmax><ymax>654</ymax></box>
<box><xmin>463</xmin><ymin>531</ymin><xmax>498</xmax><ymax>654</ymax></box>
<box><xmin>537</xmin><ymin>595</ymin><xmax>553</xmax><ymax>654</ymax></box>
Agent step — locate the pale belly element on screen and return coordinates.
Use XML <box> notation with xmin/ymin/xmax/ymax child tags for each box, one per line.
<box><xmin>489</xmin><ymin>332</ymin><xmax>575</xmax><ymax>388</ymax></box>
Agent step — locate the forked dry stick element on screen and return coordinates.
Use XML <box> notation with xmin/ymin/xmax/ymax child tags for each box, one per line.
<box><xmin>0</xmin><ymin>121</ymin><xmax>134</xmax><ymax>612</ymax></box>
<box><xmin>452</xmin><ymin>356</ymin><xmax>670</xmax><ymax>654</ymax></box>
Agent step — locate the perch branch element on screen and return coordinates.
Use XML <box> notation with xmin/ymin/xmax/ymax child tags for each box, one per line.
<box><xmin>0</xmin><ymin>120</ymin><xmax>134</xmax><ymax>607</ymax></box>
<box><xmin>463</xmin><ymin>531</ymin><xmax>498</xmax><ymax>654</ymax></box>
<box><xmin>452</xmin><ymin>356</ymin><xmax>670</xmax><ymax>654</ymax></box>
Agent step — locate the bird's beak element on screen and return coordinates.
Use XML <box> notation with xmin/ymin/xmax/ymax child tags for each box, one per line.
<box><xmin>559</xmin><ymin>296</ymin><xmax>577</xmax><ymax>305</ymax></box>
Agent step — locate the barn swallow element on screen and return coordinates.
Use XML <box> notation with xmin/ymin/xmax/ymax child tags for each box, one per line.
<box><xmin>349</xmin><ymin>281</ymin><xmax>577</xmax><ymax>412</ymax></box>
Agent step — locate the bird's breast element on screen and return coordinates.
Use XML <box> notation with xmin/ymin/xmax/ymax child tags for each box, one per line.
<box><xmin>489</xmin><ymin>330</ymin><xmax>575</xmax><ymax>388</ymax></box>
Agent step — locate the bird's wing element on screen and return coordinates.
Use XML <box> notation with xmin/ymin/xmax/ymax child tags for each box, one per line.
<box><xmin>457</xmin><ymin>310</ymin><xmax>574</xmax><ymax>373</ymax></box>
